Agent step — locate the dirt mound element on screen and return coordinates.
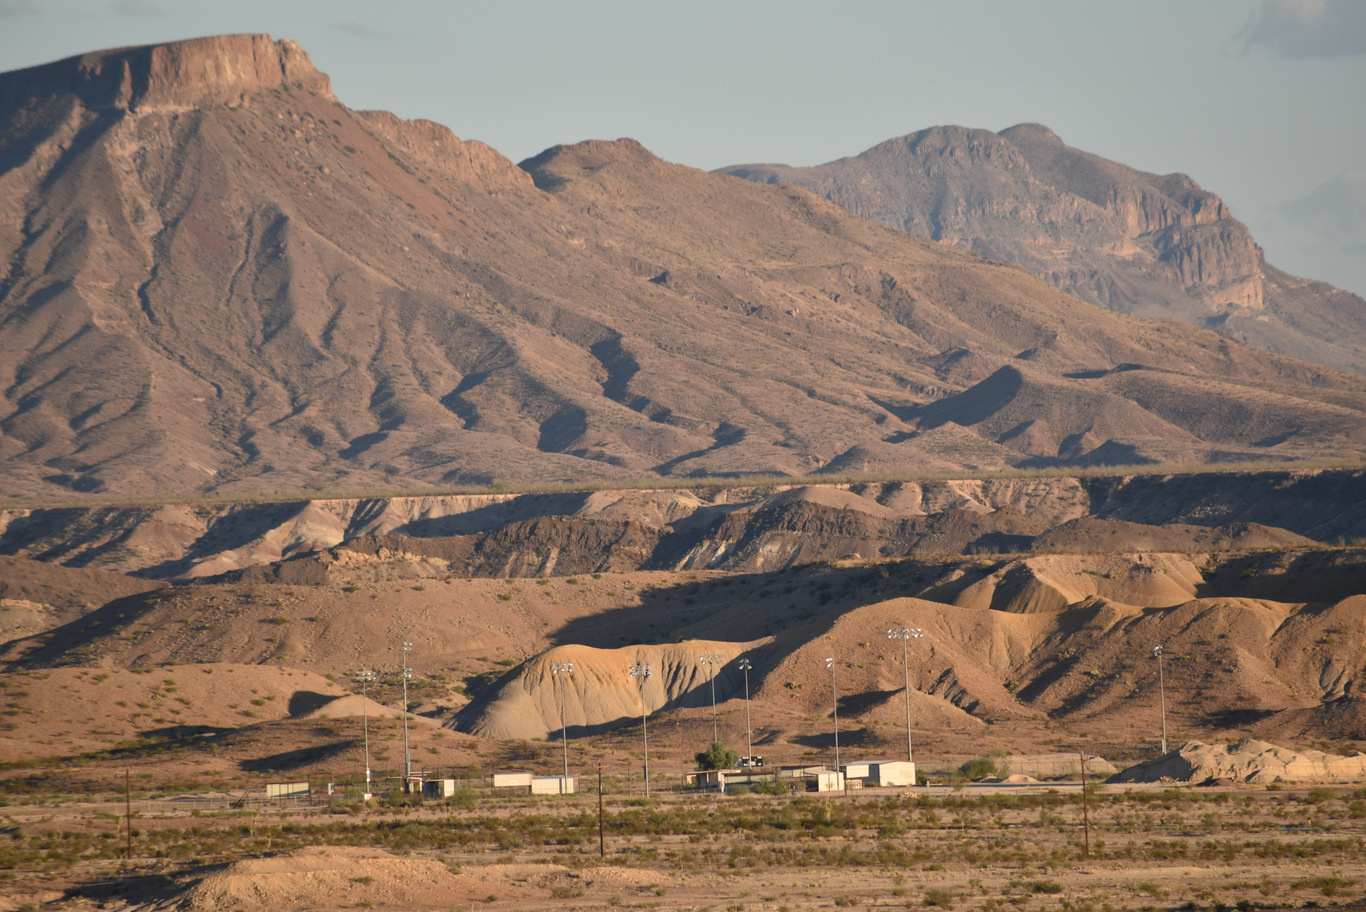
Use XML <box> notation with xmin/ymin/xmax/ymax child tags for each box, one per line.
<box><xmin>167</xmin><ymin>846</ymin><xmax>636</xmax><ymax>911</ymax></box>
<box><xmin>1112</xmin><ymin>739</ymin><xmax>1366</xmax><ymax>784</ymax></box>
<box><xmin>304</xmin><ymin>694</ymin><xmax>408</xmax><ymax>720</ymax></box>
<box><xmin>454</xmin><ymin>639</ymin><xmax>768</xmax><ymax>740</ymax></box>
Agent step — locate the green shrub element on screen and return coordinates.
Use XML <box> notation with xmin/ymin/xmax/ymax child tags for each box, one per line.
<box><xmin>695</xmin><ymin>741</ymin><xmax>741</xmax><ymax>771</ymax></box>
<box><xmin>958</xmin><ymin>757</ymin><xmax>1009</xmax><ymax>780</ymax></box>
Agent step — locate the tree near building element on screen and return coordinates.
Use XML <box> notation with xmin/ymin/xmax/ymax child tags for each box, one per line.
<box><xmin>695</xmin><ymin>741</ymin><xmax>740</xmax><ymax>771</ymax></box>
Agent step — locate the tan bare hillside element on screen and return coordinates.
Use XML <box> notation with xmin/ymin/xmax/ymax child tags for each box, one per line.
<box><xmin>4</xmin><ymin>37</ymin><xmax>1366</xmax><ymax>500</ymax></box>
<box><xmin>5</xmin><ymin>538</ymin><xmax>1364</xmax><ymax>767</ymax></box>
<box><xmin>720</xmin><ymin>124</ymin><xmax>1366</xmax><ymax>374</ymax></box>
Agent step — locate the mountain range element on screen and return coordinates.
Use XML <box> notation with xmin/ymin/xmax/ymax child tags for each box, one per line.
<box><xmin>2</xmin><ymin>35</ymin><xmax>1365</xmax><ymax>501</ymax></box>
<box><xmin>720</xmin><ymin>124</ymin><xmax>1366</xmax><ymax>374</ymax></box>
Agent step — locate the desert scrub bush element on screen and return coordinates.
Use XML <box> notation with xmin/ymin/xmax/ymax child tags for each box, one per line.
<box><xmin>958</xmin><ymin>756</ymin><xmax>1009</xmax><ymax>781</ymax></box>
<box><xmin>921</xmin><ymin>887</ymin><xmax>955</xmax><ymax>907</ymax></box>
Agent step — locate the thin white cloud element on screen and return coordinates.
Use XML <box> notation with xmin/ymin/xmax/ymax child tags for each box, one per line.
<box><xmin>1240</xmin><ymin>0</ymin><xmax>1366</xmax><ymax>57</ymax></box>
<box><xmin>111</xmin><ymin>0</ymin><xmax>165</xmax><ymax>17</ymax></box>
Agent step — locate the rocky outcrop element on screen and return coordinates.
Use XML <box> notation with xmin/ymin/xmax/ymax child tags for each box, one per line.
<box><xmin>0</xmin><ymin>34</ymin><xmax>332</xmax><ymax>114</ymax></box>
<box><xmin>355</xmin><ymin>111</ymin><xmax>533</xmax><ymax>190</ymax></box>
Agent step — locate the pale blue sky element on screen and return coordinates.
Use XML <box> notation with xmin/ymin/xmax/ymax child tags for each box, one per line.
<box><xmin>2</xmin><ymin>0</ymin><xmax>1363</xmax><ymax>296</ymax></box>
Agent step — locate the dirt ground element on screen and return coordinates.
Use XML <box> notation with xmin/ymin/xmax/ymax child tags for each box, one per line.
<box><xmin>3</xmin><ymin>779</ymin><xmax>1366</xmax><ymax>912</ymax></box>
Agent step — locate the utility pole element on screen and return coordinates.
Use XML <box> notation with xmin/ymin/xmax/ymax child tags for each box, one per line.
<box><xmin>1080</xmin><ymin>751</ymin><xmax>1091</xmax><ymax>858</ymax></box>
<box><xmin>1152</xmin><ymin>645</ymin><xmax>1168</xmax><ymax>755</ymax></box>
<box><xmin>825</xmin><ymin>657</ymin><xmax>840</xmax><ymax>774</ymax></box>
<box><xmin>125</xmin><ymin>768</ymin><xmax>132</xmax><ymax>858</ymax></box>
<box><xmin>401</xmin><ymin>641</ymin><xmax>414</xmax><ymax>790</ymax></box>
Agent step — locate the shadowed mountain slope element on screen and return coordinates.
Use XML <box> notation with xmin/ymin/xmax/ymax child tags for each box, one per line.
<box><xmin>720</xmin><ymin>123</ymin><xmax>1366</xmax><ymax>374</ymax></box>
<box><xmin>4</xmin><ymin>38</ymin><xmax>1366</xmax><ymax>501</ymax></box>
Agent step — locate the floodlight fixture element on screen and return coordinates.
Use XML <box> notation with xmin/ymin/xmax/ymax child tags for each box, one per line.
<box><xmin>551</xmin><ymin>661</ymin><xmax>574</xmax><ymax>779</ymax></box>
<box><xmin>698</xmin><ymin>654</ymin><xmax>724</xmax><ymax>744</ymax></box>
<box><xmin>825</xmin><ymin>657</ymin><xmax>840</xmax><ymax>773</ymax></box>
<box><xmin>1152</xmin><ymin>645</ymin><xmax>1168</xmax><ymax>754</ymax></box>
<box><xmin>629</xmin><ymin>663</ymin><xmax>652</xmax><ymax>796</ymax></box>
<box><xmin>887</xmin><ymin>626</ymin><xmax>924</xmax><ymax>766</ymax></box>
<box><xmin>737</xmin><ymin>657</ymin><xmax>754</xmax><ymax>764</ymax></box>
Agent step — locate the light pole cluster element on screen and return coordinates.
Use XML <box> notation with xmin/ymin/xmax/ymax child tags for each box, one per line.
<box><xmin>357</xmin><ymin>620</ymin><xmax>1173</xmax><ymax>801</ymax></box>
<box><xmin>360</xmin><ymin>618</ymin><xmax>1173</xmax><ymax>799</ymax></box>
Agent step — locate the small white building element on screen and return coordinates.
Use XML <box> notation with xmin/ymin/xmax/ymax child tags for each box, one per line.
<box><xmin>843</xmin><ymin>762</ymin><xmax>873</xmax><ymax>780</ymax></box>
<box><xmin>423</xmin><ymin>778</ymin><xmax>457</xmax><ymax>799</ymax></box>
<box><xmin>868</xmin><ymin>761</ymin><xmax>917</xmax><ymax>787</ymax></box>
<box><xmin>807</xmin><ymin>769</ymin><xmax>845</xmax><ymax>792</ymax></box>
<box><xmin>531</xmin><ymin>776</ymin><xmax>575</xmax><ymax>795</ymax></box>
<box><xmin>492</xmin><ymin>772</ymin><xmax>534</xmax><ymax>789</ymax></box>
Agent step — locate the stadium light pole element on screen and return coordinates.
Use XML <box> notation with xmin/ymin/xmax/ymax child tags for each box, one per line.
<box><xmin>551</xmin><ymin>661</ymin><xmax>574</xmax><ymax>780</ymax></box>
<box><xmin>738</xmin><ymin>657</ymin><xmax>753</xmax><ymax>764</ymax></box>
<box><xmin>629</xmin><ymin>664</ymin><xmax>652</xmax><ymax>797</ymax></box>
<box><xmin>401</xmin><ymin>641</ymin><xmax>413</xmax><ymax>789</ymax></box>
<box><xmin>698</xmin><ymin>654</ymin><xmax>723</xmax><ymax>744</ymax></box>
<box><xmin>826</xmin><ymin>657</ymin><xmax>840</xmax><ymax>773</ymax></box>
<box><xmin>355</xmin><ymin>670</ymin><xmax>376</xmax><ymax>799</ymax></box>
<box><xmin>1152</xmin><ymin>644</ymin><xmax>1168</xmax><ymax>755</ymax></box>
<box><xmin>887</xmin><ymin>627</ymin><xmax>923</xmax><ymax>765</ymax></box>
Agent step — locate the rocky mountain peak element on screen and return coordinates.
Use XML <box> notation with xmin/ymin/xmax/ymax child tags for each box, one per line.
<box><xmin>0</xmin><ymin>34</ymin><xmax>332</xmax><ymax>114</ymax></box>
<box><xmin>997</xmin><ymin>122</ymin><xmax>1063</xmax><ymax>146</ymax></box>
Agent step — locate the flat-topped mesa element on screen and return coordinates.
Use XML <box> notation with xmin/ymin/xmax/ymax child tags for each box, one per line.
<box><xmin>0</xmin><ymin>34</ymin><xmax>332</xmax><ymax>113</ymax></box>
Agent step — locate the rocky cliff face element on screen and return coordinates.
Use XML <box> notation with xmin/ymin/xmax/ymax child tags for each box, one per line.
<box><xmin>0</xmin><ymin>34</ymin><xmax>331</xmax><ymax>114</ymax></box>
<box><xmin>722</xmin><ymin>124</ymin><xmax>1366</xmax><ymax>372</ymax></box>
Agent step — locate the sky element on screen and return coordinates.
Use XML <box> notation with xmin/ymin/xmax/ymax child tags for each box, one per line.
<box><xmin>1</xmin><ymin>0</ymin><xmax>1363</xmax><ymax>297</ymax></box>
